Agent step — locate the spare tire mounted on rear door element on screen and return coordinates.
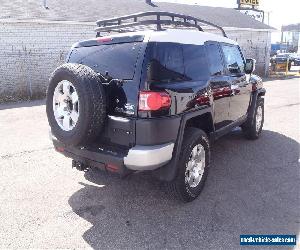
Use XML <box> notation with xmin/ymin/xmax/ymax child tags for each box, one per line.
<box><xmin>46</xmin><ymin>63</ymin><xmax>107</xmax><ymax>146</ymax></box>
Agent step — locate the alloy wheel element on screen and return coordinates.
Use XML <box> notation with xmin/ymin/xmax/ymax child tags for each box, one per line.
<box><xmin>53</xmin><ymin>80</ymin><xmax>79</xmax><ymax>131</ymax></box>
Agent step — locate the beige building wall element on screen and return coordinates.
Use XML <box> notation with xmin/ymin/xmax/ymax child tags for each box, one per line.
<box><xmin>0</xmin><ymin>20</ymin><xmax>94</xmax><ymax>102</ymax></box>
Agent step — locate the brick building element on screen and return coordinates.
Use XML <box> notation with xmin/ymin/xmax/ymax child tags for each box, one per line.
<box><xmin>0</xmin><ymin>0</ymin><xmax>274</xmax><ymax>102</ymax></box>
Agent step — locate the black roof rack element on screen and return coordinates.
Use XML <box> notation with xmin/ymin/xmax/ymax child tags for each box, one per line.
<box><xmin>95</xmin><ymin>11</ymin><xmax>227</xmax><ymax>37</ymax></box>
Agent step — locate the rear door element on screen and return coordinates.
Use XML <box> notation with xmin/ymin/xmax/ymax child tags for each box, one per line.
<box><xmin>206</xmin><ymin>42</ymin><xmax>231</xmax><ymax>130</ymax></box>
<box><xmin>221</xmin><ymin>44</ymin><xmax>251</xmax><ymax>122</ymax></box>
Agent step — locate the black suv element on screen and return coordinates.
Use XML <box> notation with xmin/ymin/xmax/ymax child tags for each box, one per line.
<box><xmin>46</xmin><ymin>12</ymin><xmax>265</xmax><ymax>202</ymax></box>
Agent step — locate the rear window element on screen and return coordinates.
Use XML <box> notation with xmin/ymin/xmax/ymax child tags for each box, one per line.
<box><xmin>68</xmin><ymin>42</ymin><xmax>143</xmax><ymax>79</ymax></box>
<box><xmin>146</xmin><ymin>42</ymin><xmax>209</xmax><ymax>83</ymax></box>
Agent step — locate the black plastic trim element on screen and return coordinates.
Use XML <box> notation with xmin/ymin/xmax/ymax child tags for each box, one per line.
<box><xmin>52</xmin><ymin>139</ymin><xmax>130</xmax><ymax>176</ymax></box>
<box><xmin>246</xmin><ymin>88</ymin><xmax>266</xmax><ymax>125</ymax></box>
<box><xmin>135</xmin><ymin>115</ymin><xmax>181</xmax><ymax>146</ymax></box>
<box><xmin>212</xmin><ymin>115</ymin><xmax>247</xmax><ymax>141</ymax></box>
<box><xmin>103</xmin><ymin>116</ymin><xmax>136</xmax><ymax>147</ymax></box>
<box><xmin>152</xmin><ymin>107</ymin><xmax>213</xmax><ymax>181</ymax></box>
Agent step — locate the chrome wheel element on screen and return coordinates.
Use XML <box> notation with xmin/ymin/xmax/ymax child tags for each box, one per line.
<box><xmin>185</xmin><ymin>144</ymin><xmax>206</xmax><ymax>188</ymax></box>
<box><xmin>53</xmin><ymin>80</ymin><xmax>79</xmax><ymax>131</ymax></box>
<box><xmin>256</xmin><ymin>105</ymin><xmax>263</xmax><ymax>132</ymax></box>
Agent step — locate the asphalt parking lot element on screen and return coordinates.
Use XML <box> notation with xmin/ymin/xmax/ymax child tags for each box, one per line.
<box><xmin>0</xmin><ymin>77</ymin><xmax>299</xmax><ymax>249</ymax></box>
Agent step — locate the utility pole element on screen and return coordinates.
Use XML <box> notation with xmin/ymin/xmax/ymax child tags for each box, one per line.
<box><xmin>280</xmin><ymin>26</ymin><xmax>284</xmax><ymax>53</ymax></box>
<box><xmin>264</xmin><ymin>11</ymin><xmax>272</xmax><ymax>26</ymax></box>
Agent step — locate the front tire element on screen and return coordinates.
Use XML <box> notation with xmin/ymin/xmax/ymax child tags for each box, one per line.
<box><xmin>167</xmin><ymin>128</ymin><xmax>210</xmax><ymax>202</ymax></box>
<box><xmin>242</xmin><ymin>97</ymin><xmax>264</xmax><ymax>140</ymax></box>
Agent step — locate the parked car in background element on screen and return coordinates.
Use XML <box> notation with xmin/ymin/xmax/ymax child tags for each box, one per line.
<box><xmin>270</xmin><ymin>53</ymin><xmax>292</xmax><ymax>71</ymax></box>
<box><xmin>290</xmin><ymin>54</ymin><xmax>300</xmax><ymax>66</ymax></box>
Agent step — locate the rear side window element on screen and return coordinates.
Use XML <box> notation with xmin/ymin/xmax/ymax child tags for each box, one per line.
<box><xmin>146</xmin><ymin>42</ymin><xmax>209</xmax><ymax>83</ymax></box>
<box><xmin>146</xmin><ymin>42</ymin><xmax>185</xmax><ymax>83</ymax></box>
<box><xmin>221</xmin><ymin>45</ymin><xmax>245</xmax><ymax>73</ymax></box>
<box><xmin>206</xmin><ymin>43</ymin><xmax>224</xmax><ymax>76</ymax></box>
<box><xmin>68</xmin><ymin>42</ymin><xmax>143</xmax><ymax>79</ymax></box>
<box><xmin>156</xmin><ymin>43</ymin><xmax>184</xmax><ymax>75</ymax></box>
<box><xmin>182</xmin><ymin>44</ymin><xmax>209</xmax><ymax>80</ymax></box>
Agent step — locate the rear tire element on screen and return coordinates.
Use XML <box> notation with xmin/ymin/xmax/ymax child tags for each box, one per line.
<box><xmin>242</xmin><ymin>97</ymin><xmax>264</xmax><ymax>140</ymax></box>
<box><xmin>167</xmin><ymin>128</ymin><xmax>210</xmax><ymax>202</ymax></box>
<box><xmin>46</xmin><ymin>63</ymin><xmax>106</xmax><ymax>146</ymax></box>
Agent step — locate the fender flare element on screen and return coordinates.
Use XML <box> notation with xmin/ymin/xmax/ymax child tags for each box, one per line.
<box><xmin>246</xmin><ymin>88</ymin><xmax>266</xmax><ymax>126</ymax></box>
<box><xmin>152</xmin><ymin>106</ymin><xmax>214</xmax><ymax>182</ymax></box>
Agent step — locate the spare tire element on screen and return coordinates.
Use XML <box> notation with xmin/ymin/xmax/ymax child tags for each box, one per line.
<box><xmin>46</xmin><ymin>63</ymin><xmax>106</xmax><ymax>146</ymax></box>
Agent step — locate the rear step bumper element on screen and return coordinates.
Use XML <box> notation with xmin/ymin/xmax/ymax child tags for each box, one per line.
<box><xmin>51</xmin><ymin>136</ymin><xmax>174</xmax><ymax>173</ymax></box>
<box><xmin>53</xmin><ymin>139</ymin><xmax>127</xmax><ymax>175</ymax></box>
<box><xmin>124</xmin><ymin>143</ymin><xmax>174</xmax><ymax>170</ymax></box>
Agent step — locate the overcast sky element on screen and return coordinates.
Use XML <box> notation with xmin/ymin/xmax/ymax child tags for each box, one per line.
<box><xmin>157</xmin><ymin>0</ymin><xmax>300</xmax><ymax>42</ymax></box>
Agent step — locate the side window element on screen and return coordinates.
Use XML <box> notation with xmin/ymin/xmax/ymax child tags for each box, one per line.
<box><xmin>147</xmin><ymin>42</ymin><xmax>186</xmax><ymax>83</ymax></box>
<box><xmin>206</xmin><ymin>43</ymin><xmax>224</xmax><ymax>76</ymax></box>
<box><xmin>221</xmin><ymin>45</ymin><xmax>245</xmax><ymax>74</ymax></box>
<box><xmin>182</xmin><ymin>44</ymin><xmax>209</xmax><ymax>80</ymax></box>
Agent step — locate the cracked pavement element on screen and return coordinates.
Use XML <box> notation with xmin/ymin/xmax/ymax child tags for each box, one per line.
<box><xmin>0</xmin><ymin>78</ymin><xmax>299</xmax><ymax>249</ymax></box>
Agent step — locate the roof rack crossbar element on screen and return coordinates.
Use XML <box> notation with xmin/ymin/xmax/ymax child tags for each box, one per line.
<box><xmin>95</xmin><ymin>20</ymin><xmax>204</xmax><ymax>33</ymax></box>
<box><xmin>95</xmin><ymin>11</ymin><xmax>227</xmax><ymax>37</ymax></box>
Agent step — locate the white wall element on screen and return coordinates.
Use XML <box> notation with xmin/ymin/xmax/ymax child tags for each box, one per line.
<box><xmin>0</xmin><ymin>20</ymin><xmax>95</xmax><ymax>102</ymax></box>
<box><xmin>206</xmin><ymin>27</ymin><xmax>271</xmax><ymax>75</ymax></box>
<box><xmin>225</xmin><ymin>29</ymin><xmax>271</xmax><ymax>76</ymax></box>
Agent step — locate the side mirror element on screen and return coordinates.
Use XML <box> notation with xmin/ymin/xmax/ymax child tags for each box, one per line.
<box><xmin>245</xmin><ymin>58</ymin><xmax>256</xmax><ymax>74</ymax></box>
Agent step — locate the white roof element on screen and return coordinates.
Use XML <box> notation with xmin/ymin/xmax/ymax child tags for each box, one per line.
<box><xmin>148</xmin><ymin>29</ymin><xmax>237</xmax><ymax>45</ymax></box>
<box><xmin>105</xmin><ymin>29</ymin><xmax>237</xmax><ymax>46</ymax></box>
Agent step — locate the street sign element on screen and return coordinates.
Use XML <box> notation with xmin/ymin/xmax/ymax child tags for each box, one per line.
<box><xmin>239</xmin><ymin>0</ymin><xmax>260</xmax><ymax>6</ymax></box>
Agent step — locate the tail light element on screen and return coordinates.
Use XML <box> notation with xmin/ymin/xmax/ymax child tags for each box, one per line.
<box><xmin>139</xmin><ymin>91</ymin><xmax>171</xmax><ymax>111</ymax></box>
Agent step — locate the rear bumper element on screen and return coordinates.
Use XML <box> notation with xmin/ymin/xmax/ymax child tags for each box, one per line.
<box><xmin>51</xmin><ymin>135</ymin><xmax>174</xmax><ymax>173</ymax></box>
<box><xmin>124</xmin><ymin>143</ymin><xmax>174</xmax><ymax>170</ymax></box>
<box><xmin>52</xmin><ymin>138</ymin><xmax>126</xmax><ymax>174</ymax></box>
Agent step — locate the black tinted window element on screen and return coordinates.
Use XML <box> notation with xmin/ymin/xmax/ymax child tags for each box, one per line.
<box><xmin>206</xmin><ymin>44</ymin><xmax>224</xmax><ymax>76</ymax></box>
<box><xmin>146</xmin><ymin>42</ymin><xmax>185</xmax><ymax>83</ymax></box>
<box><xmin>221</xmin><ymin>45</ymin><xmax>245</xmax><ymax>74</ymax></box>
<box><xmin>146</xmin><ymin>42</ymin><xmax>209</xmax><ymax>83</ymax></box>
<box><xmin>157</xmin><ymin>44</ymin><xmax>184</xmax><ymax>75</ymax></box>
<box><xmin>182</xmin><ymin>44</ymin><xmax>209</xmax><ymax>80</ymax></box>
<box><xmin>69</xmin><ymin>42</ymin><xmax>143</xmax><ymax>79</ymax></box>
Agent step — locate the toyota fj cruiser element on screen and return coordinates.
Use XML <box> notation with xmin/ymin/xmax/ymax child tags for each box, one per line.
<box><xmin>46</xmin><ymin>12</ymin><xmax>265</xmax><ymax>202</ymax></box>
